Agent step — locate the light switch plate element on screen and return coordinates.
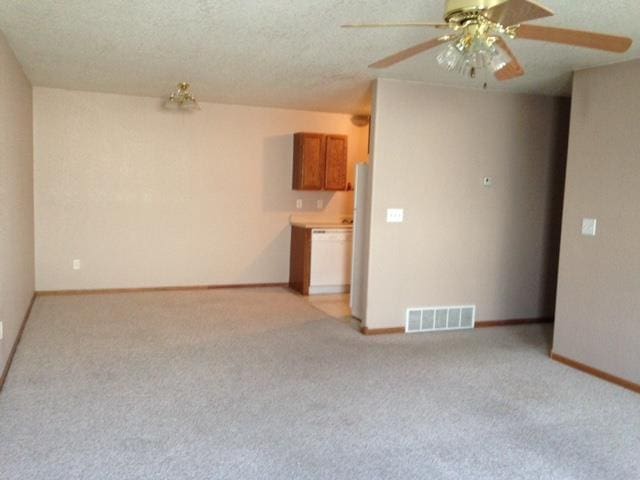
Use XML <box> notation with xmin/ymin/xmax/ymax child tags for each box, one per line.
<box><xmin>483</xmin><ymin>177</ymin><xmax>493</xmax><ymax>187</ymax></box>
<box><xmin>582</xmin><ymin>218</ymin><xmax>597</xmax><ymax>237</ymax></box>
<box><xmin>386</xmin><ymin>208</ymin><xmax>404</xmax><ymax>223</ymax></box>
<box><xmin>73</xmin><ymin>259</ymin><xmax>81</xmax><ymax>270</ymax></box>
<box><xmin>317</xmin><ymin>199</ymin><xmax>324</xmax><ymax>209</ymax></box>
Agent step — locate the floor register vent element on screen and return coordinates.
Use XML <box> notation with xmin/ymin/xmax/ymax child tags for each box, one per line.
<box><xmin>406</xmin><ymin>305</ymin><xmax>476</xmax><ymax>333</ymax></box>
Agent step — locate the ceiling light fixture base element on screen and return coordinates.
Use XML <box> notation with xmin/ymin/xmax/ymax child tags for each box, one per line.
<box><xmin>444</xmin><ymin>0</ymin><xmax>504</xmax><ymax>24</ymax></box>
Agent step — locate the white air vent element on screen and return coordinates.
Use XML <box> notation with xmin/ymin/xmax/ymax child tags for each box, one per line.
<box><xmin>406</xmin><ymin>305</ymin><xmax>476</xmax><ymax>333</ymax></box>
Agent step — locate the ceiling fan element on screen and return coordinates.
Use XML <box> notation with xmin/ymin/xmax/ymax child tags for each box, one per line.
<box><xmin>343</xmin><ymin>0</ymin><xmax>633</xmax><ymax>81</ymax></box>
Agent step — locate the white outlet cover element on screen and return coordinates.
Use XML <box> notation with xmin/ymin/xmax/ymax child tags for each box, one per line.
<box><xmin>0</xmin><ymin>321</ymin><xmax>3</xmax><ymax>340</ymax></box>
<box><xmin>317</xmin><ymin>199</ymin><xmax>324</xmax><ymax>209</ymax></box>
<box><xmin>582</xmin><ymin>218</ymin><xmax>597</xmax><ymax>237</ymax></box>
<box><xmin>386</xmin><ymin>208</ymin><xmax>404</xmax><ymax>223</ymax></box>
<box><xmin>73</xmin><ymin>259</ymin><xmax>81</xmax><ymax>270</ymax></box>
<box><xmin>296</xmin><ymin>199</ymin><xmax>303</xmax><ymax>209</ymax></box>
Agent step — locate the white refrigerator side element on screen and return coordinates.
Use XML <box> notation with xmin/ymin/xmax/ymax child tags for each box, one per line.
<box><xmin>350</xmin><ymin>163</ymin><xmax>370</xmax><ymax>320</ymax></box>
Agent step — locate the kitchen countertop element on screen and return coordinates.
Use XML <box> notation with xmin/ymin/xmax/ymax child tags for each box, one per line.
<box><xmin>291</xmin><ymin>222</ymin><xmax>353</xmax><ymax>230</ymax></box>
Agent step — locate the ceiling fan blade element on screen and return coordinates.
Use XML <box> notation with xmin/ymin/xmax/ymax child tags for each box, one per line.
<box><xmin>484</xmin><ymin>0</ymin><xmax>554</xmax><ymax>27</ymax></box>
<box><xmin>494</xmin><ymin>37</ymin><xmax>525</xmax><ymax>81</ymax></box>
<box><xmin>342</xmin><ymin>22</ymin><xmax>450</xmax><ymax>29</ymax></box>
<box><xmin>369</xmin><ymin>37</ymin><xmax>451</xmax><ymax>69</ymax></box>
<box><xmin>516</xmin><ymin>24</ymin><xmax>632</xmax><ymax>53</ymax></box>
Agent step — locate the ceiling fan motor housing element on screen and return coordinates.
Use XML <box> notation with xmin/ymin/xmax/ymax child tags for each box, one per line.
<box><xmin>445</xmin><ymin>0</ymin><xmax>505</xmax><ymax>24</ymax></box>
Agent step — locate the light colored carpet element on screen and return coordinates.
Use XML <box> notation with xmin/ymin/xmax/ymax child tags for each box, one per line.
<box><xmin>1</xmin><ymin>287</ymin><xmax>638</xmax><ymax>480</ymax></box>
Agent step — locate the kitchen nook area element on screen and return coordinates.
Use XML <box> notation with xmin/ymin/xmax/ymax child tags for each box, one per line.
<box><xmin>286</xmin><ymin>131</ymin><xmax>369</xmax><ymax>324</ymax></box>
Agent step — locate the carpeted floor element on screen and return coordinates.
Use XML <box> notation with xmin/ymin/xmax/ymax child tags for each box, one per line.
<box><xmin>1</xmin><ymin>287</ymin><xmax>638</xmax><ymax>480</ymax></box>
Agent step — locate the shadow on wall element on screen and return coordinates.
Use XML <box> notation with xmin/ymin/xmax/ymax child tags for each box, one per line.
<box><xmin>491</xmin><ymin>98</ymin><xmax>571</xmax><ymax>319</ymax></box>
<box><xmin>541</xmin><ymin>98</ymin><xmax>572</xmax><ymax>317</ymax></box>
<box><xmin>262</xmin><ymin>134</ymin><xmax>335</xmax><ymax>213</ymax></box>
<box><xmin>240</xmin><ymin>226</ymin><xmax>291</xmax><ymax>283</ymax></box>
<box><xmin>494</xmin><ymin>100</ymin><xmax>571</xmax><ymax>320</ymax></box>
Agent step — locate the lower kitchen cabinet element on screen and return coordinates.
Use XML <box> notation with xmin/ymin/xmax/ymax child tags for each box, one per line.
<box><xmin>289</xmin><ymin>226</ymin><xmax>352</xmax><ymax>296</ymax></box>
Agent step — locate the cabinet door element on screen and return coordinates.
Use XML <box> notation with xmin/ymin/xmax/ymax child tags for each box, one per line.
<box><xmin>324</xmin><ymin>135</ymin><xmax>348</xmax><ymax>191</ymax></box>
<box><xmin>293</xmin><ymin>133</ymin><xmax>325</xmax><ymax>190</ymax></box>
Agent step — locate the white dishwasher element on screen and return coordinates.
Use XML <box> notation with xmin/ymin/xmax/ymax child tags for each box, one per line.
<box><xmin>309</xmin><ymin>229</ymin><xmax>353</xmax><ymax>295</ymax></box>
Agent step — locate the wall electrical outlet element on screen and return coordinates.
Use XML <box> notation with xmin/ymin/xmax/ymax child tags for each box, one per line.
<box><xmin>73</xmin><ymin>259</ymin><xmax>81</xmax><ymax>270</ymax></box>
<box><xmin>317</xmin><ymin>199</ymin><xmax>324</xmax><ymax>209</ymax></box>
<box><xmin>386</xmin><ymin>208</ymin><xmax>404</xmax><ymax>223</ymax></box>
<box><xmin>296</xmin><ymin>199</ymin><xmax>303</xmax><ymax>209</ymax></box>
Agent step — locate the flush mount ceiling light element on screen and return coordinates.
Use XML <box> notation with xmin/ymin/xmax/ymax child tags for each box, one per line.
<box><xmin>165</xmin><ymin>82</ymin><xmax>200</xmax><ymax>110</ymax></box>
<box><xmin>343</xmin><ymin>0</ymin><xmax>633</xmax><ymax>82</ymax></box>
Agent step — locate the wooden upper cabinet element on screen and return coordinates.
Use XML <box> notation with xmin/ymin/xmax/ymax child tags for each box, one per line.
<box><xmin>292</xmin><ymin>133</ymin><xmax>348</xmax><ymax>191</ymax></box>
<box><xmin>293</xmin><ymin>133</ymin><xmax>325</xmax><ymax>190</ymax></box>
<box><xmin>324</xmin><ymin>135</ymin><xmax>348</xmax><ymax>191</ymax></box>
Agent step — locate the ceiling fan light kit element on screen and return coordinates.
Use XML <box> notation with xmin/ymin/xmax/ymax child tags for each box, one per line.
<box><xmin>343</xmin><ymin>0</ymin><xmax>633</xmax><ymax>82</ymax></box>
<box><xmin>435</xmin><ymin>23</ymin><xmax>510</xmax><ymax>78</ymax></box>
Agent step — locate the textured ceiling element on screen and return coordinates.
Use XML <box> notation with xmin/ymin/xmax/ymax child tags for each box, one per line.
<box><xmin>0</xmin><ymin>0</ymin><xmax>639</xmax><ymax>114</ymax></box>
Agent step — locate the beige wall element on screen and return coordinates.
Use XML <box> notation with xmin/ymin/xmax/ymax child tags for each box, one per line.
<box><xmin>363</xmin><ymin>79</ymin><xmax>569</xmax><ymax>329</ymax></box>
<box><xmin>0</xmin><ymin>32</ymin><xmax>34</xmax><ymax>374</ymax></box>
<box><xmin>554</xmin><ymin>60</ymin><xmax>640</xmax><ymax>384</ymax></box>
<box><xmin>34</xmin><ymin>88</ymin><xmax>369</xmax><ymax>291</ymax></box>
